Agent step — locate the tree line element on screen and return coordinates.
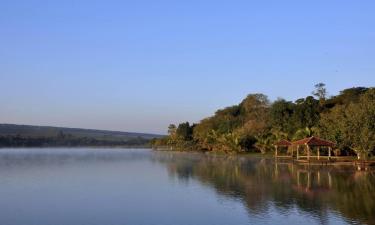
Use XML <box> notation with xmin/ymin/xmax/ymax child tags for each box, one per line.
<box><xmin>152</xmin><ymin>84</ymin><xmax>375</xmax><ymax>159</ymax></box>
<box><xmin>0</xmin><ymin>131</ymin><xmax>150</xmax><ymax>147</ymax></box>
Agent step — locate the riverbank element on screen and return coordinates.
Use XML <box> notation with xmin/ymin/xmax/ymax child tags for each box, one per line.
<box><xmin>153</xmin><ymin>146</ymin><xmax>375</xmax><ymax>169</ymax></box>
<box><xmin>152</xmin><ymin>87</ymin><xmax>375</xmax><ymax>162</ymax></box>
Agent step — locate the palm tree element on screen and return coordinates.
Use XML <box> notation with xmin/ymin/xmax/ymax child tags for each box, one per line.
<box><xmin>293</xmin><ymin>127</ymin><xmax>313</xmax><ymax>140</ymax></box>
<box><xmin>254</xmin><ymin>134</ymin><xmax>273</xmax><ymax>154</ymax></box>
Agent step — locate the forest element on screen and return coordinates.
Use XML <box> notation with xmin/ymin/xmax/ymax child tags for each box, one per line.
<box><xmin>0</xmin><ymin>133</ymin><xmax>150</xmax><ymax>147</ymax></box>
<box><xmin>152</xmin><ymin>84</ymin><xmax>375</xmax><ymax>159</ymax></box>
<box><xmin>0</xmin><ymin>124</ymin><xmax>159</xmax><ymax>147</ymax></box>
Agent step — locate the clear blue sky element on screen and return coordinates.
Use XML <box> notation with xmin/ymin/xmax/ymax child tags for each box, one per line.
<box><xmin>1</xmin><ymin>0</ymin><xmax>374</xmax><ymax>134</ymax></box>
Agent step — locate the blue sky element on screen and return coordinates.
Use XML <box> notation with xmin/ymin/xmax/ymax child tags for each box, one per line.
<box><xmin>1</xmin><ymin>0</ymin><xmax>374</xmax><ymax>134</ymax></box>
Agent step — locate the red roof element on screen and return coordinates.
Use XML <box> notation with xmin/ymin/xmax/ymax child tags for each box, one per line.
<box><xmin>292</xmin><ymin>136</ymin><xmax>335</xmax><ymax>147</ymax></box>
<box><xmin>274</xmin><ymin>139</ymin><xmax>292</xmax><ymax>146</ymax></box>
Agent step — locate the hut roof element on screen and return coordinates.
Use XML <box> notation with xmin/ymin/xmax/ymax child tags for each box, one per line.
<box><xmin>292</xmin><ymin>136</ymin><xmax>335</xmax><ymax>147</ymax></box>
<box><xmin>274</xmin><ymin>139</ymin><xmax>292</xmax><ymax>147</ymax></box>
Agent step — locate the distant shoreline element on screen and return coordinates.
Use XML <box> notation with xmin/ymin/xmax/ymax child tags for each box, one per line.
<box><xmin>0</xmin><ymin>146</ymin><xmax>152</xmax><ymax>149</ymax></box>
<box><xmin>0</xmin><ymin>124</ymin><xmax>164</xmax><ymax>148</ymax></box>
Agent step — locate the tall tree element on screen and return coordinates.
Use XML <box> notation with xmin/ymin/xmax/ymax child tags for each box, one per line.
<box><xmin>312</xmin><ymin>83</ymin><xmax>327</xmax><ymax>101</ymax></box>
<box><xmin>293</xmin><ymin>96</ymin><xmax>320</xmax><ymax>129</ymax></box>
<box><xmin>176</xmin><ymin>122</ymin><xmax>193</xmax><ymax>141</ymax></box>
<box><xmin>319</xmin><ymin>88</ymin><xmax>375</xmax><ymax>159</ymax></box>
<box><xmin>269</xmin><ymin>99</ymin><xmax>295</xmax><ymax>137</ymax></box>
<box><xmin>168</xmin><ymin>124</ymin><xmax>177</xmax><ymax>136</ymax></box>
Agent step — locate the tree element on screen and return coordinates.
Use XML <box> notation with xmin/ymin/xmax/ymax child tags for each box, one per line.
<box><xmin>293</xmin><ymin>96</ymin><xmax>320</xmax><ymax>129</ymax></box>
<box><xmin>325</xmin><ymin>87</ymin><xmax>368</xmax><ymax>107</ymax></box>
<box><xmin>154</xmin><ymin>86</ymin><xmax>374</xmax><ymax>157</ymax></box>
<box><xmin>269</xmin><ymin>99</ymin><xmax>295</xmax><ymax>137</ymax></box>
<box><xmin>312</xmin><ymin>83</ymin><xmax>327</xmax><ymax>101</ymax></box>
<box><xmin>216</xmin><ymin>132</ymin><xmax>242</xmax><ymax>153</ymax></box>
<box><xmin>319</xmin><ymin>88</ymin><xmax>375</xmax><ymax>159</ymax></box>
<box><xmin>168</xmin><ymin>124</ymin><xmax>177</xmax><ymax>136</ymax></box>
<box><xmin>254</xmin><ymin>134</ymin><xmax>273</xmax><ymax>154</ymax></box>
<box><xmin>293</xmin><ymin>127</ymin><xmax>313</xmax><ymax>140</ymax></box>
<box><xmin>240</xmin><ymin>93</ymin><xmax>270</xmax><ymax>118</ymax></box>
<box><xmin>347</xmin><ymin>89</ymin><xmax>375</xmax><ymax>159</ymax></box>
<box><xmin>238</xmin><ymin>94</ymin><xmax>270</xmax><ymax>135</ymax></box>
<box><xmin>176</xmin><ymin>122</ymin><xmax>193</xmax><ymax>141</ymax></box>
<box><xmin>318</xmin><ymin>105</ymin><xmax>350</xmax><ymax>151</ymax></box>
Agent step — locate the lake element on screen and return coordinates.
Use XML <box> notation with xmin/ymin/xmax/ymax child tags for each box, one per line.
<box><xmin>0</xmin><ymin>148</ymin><xmax>374</xmax><ymax>225</ymax></box>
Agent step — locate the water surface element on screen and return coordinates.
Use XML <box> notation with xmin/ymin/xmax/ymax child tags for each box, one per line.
<box><xmin>0</xmin><ymin>148</ymin><xmax>374</xmax><ymax>225</ymax></box>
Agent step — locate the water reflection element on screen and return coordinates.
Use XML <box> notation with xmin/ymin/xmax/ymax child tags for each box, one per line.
<box><xmin>153</xmin><ymin>152</ymin><xmax>375</xmax><ymax>225</ymax></box>
<box><xmin>0</xmin><ymin>149</ymin><xmax>373</xmax><ymax>225</ymax></box>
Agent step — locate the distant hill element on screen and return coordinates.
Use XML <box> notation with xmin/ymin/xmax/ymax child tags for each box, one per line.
<box><xmin>0</xmin><ymin>124</ymin><xmax>164</xmax><ymax>147</ymax></box>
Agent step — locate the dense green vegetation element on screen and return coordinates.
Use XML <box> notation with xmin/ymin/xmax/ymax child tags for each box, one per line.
<box><xmin>152</xmin><ymin>84</ymin><xmax>375</xmax><ymax>158</ymax></box>
<box><xmin>0</xmin><ymin>124</ymin><xmax>162</xmax><ymax>147</ymax></box>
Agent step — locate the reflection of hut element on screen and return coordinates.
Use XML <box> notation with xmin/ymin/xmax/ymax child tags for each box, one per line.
<box><xmin>274</xmin><ymin>140</ymin><xmax>292</xmax><ymax>158</ymax></box>
<box><xmin>294</xmin><ymin>169</ymin><xmax>333</xmax><ymax>196</ymax></box>
<box><xmin>274</xmin><ymin>161</ymin><xmax>334</xmax><ymax>196</ymax></box>
<box><xmin>292</xmin><ymin>136</ymin><xmax>335</xmax><ymax>161</ymax></box>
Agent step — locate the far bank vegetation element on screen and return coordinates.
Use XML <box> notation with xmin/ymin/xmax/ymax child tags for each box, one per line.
<box><xmin>152</xmin><ymin>84</ymin><xmax>375</xmax><ymax>159</ymax></box>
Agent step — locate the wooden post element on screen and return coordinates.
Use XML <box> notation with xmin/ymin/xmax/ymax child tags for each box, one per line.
<box><xmin>296</xmin><ymin>145</ymin><xmax>300</xmax><ymax>160</ymax></box>
<box><xmin>275</xmin><ymin>146</ymin><xmax>278</xmax><ymax>158</ymax></box>
<box><xmin>306</xmin><ymin>144</ymin><xmax>310</xmax><ymax>161</ymax></box>
<box><xmin>317</xmin><ymin>147</ymin><xmax>320</xmax><ymax>160</ymax></box>
<box><xmin>328</xmin><ymin>147</ymin><xmax>332</xmax><ymax>160</ymax></box>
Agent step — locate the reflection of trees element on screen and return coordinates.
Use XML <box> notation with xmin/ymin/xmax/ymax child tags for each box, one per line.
<box><xmin>153</xmin><ymin>152</ymin><xmax>375</xmax><ymax>225</ymax></box>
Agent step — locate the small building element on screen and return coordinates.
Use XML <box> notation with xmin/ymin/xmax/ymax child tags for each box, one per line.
<box><xmin>274</xmin><ymin>139</ymin><xmax>292</xmax><ymax>158</ymax></box>
<box><xmin>274</xmin><ymin>136</ymin><xmax>335</xmax><ymax>161</ymax></box>
<box><xmin>292</xmin><ymin>136</ymin><xmax>335</xmax><ymax>160</ymax></box>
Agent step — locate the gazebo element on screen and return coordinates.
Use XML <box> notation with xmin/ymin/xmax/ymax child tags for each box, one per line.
<box><xmin>274</xmin><ymin>139</ymin><xmax>292</xmax><ymax>158</ymax></box>
<box><xmin>291</xmin><ymin>136</ymin><xmax>335</xmax><ymax>160</ymax></box>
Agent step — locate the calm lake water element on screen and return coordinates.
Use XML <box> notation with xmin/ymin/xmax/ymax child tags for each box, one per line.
<box><xmin>0</xmin><ymin>148</ymin><xmax>374</xmax><ymax>225</ymax></box>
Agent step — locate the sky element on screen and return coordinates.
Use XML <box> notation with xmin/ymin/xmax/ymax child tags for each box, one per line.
<box><xmin>1</xmin><ymin>0</ymin><xmax>374</xmax><ymax>134</ymax></box>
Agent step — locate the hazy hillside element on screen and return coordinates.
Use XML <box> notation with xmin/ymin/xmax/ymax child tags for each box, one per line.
<box><xmin>0</xmin><ymin>124</ymin><xmax>164</xmax><ymax>147</ymax></box>
<box><xmin>0</xmin><ymin>124</ymin><xmax>162</xmax><ymax>140</ymax></box>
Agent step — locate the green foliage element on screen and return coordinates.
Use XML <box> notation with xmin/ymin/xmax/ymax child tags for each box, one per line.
<box><xmin>319</xmin><ymin>88</ymin><xmax>375</xmax><ymax>158</ymax></box>
<box><xmin>0</xmin><ymin>124</ymin><xmax>162</xmax><ymax>146</ymax></box>
<box><xmin>176</xmin><ymin>122</ymin><xmax>194</xmax><ymax>141</ymax></box>
<box><xmin>312</xmin><ymin>82</ymin><xmax>328</xmax><ymax>102</ymax></box>
<box><xmin>212</xmin><ymin>131</ymin><xmax>242</xmax><ymax>153</ymax></box>
<box><xmin>254</xmin><ymin>134</ymin><xmax>274</xmax><ymax>154</ymax></box>
<box><xmin>324</xmin><ymin>87</ymin><xmax>368</xmax><ymax>108</ymax></box>
<box><xmin>0</xmin><ymin>134</ymin><xmax>151</xmax><ymax>147</ymax></box>
<box><xmin>238</xmin><ymin>134</ymin><xmax>257</xmax><ymax>152</ymax></box>
<box><xmin>293</xmin><ymin>96</ymin><xmax>320</xmax><ymax>129</ymax></box>
<box><xmin>269</xmin><ymin>99</ymin><xmax>296</xmax><ymax>137</ymax></box>
<box><xmin>153</xmin><ymin>85</ymin><xmax>375</xmax><ymax>156</ymax></box>
<box><xmin>293</xmin><ymin>128</ymin><xmax>309</xmax><ymax>140</ymax></box>
<box><xmin>168</xmin><ymin>124</ymin><xmax>177</xmax><ymax>136</ymax></box>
